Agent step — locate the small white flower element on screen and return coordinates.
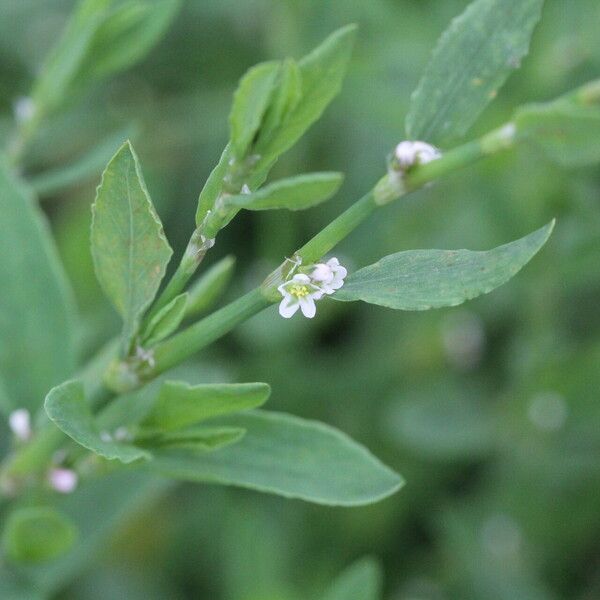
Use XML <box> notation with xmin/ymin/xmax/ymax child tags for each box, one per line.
<box><xmin>8</xmin><ymin>409</ymin><xmax>31</xmax><ymax>441</ymax></box>
<box><xmin>48</xmin><ymin>468</ymin><xmax>78</xmax><ymax>494</ymax></box>
<box><xmin>278</xmin><ymin>274</ymin><xmax>323</xmax><ymax>319</ymax></box>
<box><xmin>394</xmin><ymin>141</ymin><xmax>442</xmax><ymax>169</ymax></box>
<box><xmin>311</xmin><ymin>257</ymin><xmax>347</xmax><ymax>294</ymax></box>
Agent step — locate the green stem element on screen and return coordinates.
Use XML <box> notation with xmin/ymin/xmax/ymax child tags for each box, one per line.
<box><xmin>296</xmin><ymin>190</ymin><xmax>378</xmax><ymax>264</ymax></box>
<box><xmin>149</xmin><ymin>289</ymin><xmax>270</xmax><ymax>379</ymax></box>
<box><xmin>146</xmin><ymin>229</ymin><xmax>214</xmax><ymax>323</ymax></box>
<box><xmin>137</xmin><ymin>123</ymin><xmax>519</xmax><ymax>385</ymax></box>
<box><xmin>3</xmin><ymin>121</ymin><xmax>519</xmax><ymax>479</ymax></box>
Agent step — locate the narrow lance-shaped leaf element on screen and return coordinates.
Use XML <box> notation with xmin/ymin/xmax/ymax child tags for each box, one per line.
<box><xmin>91</xmin><ymin>141</ymin><xmax>172</xmax><ymax>346</ymax></box>
<box><xmin>31</xmin><ymin>0</ymin><xmax>179</xmax><ymax>117</ymax></box>
<box><xmin>185</xmin><ymin>255</ymin><xmax>236</xmax><ymax>318</ymax></box>
<box><xmin>229</xmin><ymin>61</ymin><xmax>280</xmax><ymax>159</ymax></box>
<box><xmin>255</xmin><ymin>25</ymin><xmax>357</xmax><ymax>166</ymax></box>
<box><xmin>142</xmin><ymin>292</ymin><xmax>188</xmax><ymax>346</ymax></box>
<box><xmin>2</xmin><ymin>507</ymin><xmax>78</xmax><ymax>564</ymax></box>
<box><xmin>334</xmin><ymin>221</ymin><xmax>554</xmax><ymax>310</ymax></box>
<box><xmin>515</xmin><ymin>80</ymin><xmax>600</xmax><ymax>167</ymax></box>
<box><xmin>406</xmin><ymin>0</ymin><xmax>544</xmax><ymax>146</ymax></box>
<box><xmin>31</xmin><ymin>0</ymin><xmax>111</xmax><ymax>116</ymax></box>
<box><xmin>72</xmin><ymin>0</ymin><xmax>181</xmax><ymax>89</ymax></box>
<box><xmin>149</xmin><ymin>410</ymin><xmax>404</xmax><ymax>506</ymax></box>
<box><xmin>195</xmin><ymin>26</ymin><xmax>356</xmax><ymax>225</ymax></box>
<box><xmin>257</xmin><ymin>57</ymin><xmax>302</xmax><ymax>145</ymax></box>
<box><xmin>322</xmin><ymin>558</ymin><xmax>383</xmax><ymax>600</ymax></box>
<box><xmin>224</xmin><ymin>172</ymin><xmax>344</xmax><ymax>211</ymax></box>
<box><xmin>45</xmin><ymin>380</ymin><xmax>150</xmax><ymax>463</ymax></box>
<box><xmin>0</xmin><ymin>162</ymin><xmax>76</xmax><ymax>413</ymax></box>
<box><xmin>141</xmin><ymin>381</ymin><xmax>271</xmax><ymax>431</ymax></box>
<box><xmin>195</xmin><ymin>143</ymin><xmax>231</xmax><ymax>225</ymax></box>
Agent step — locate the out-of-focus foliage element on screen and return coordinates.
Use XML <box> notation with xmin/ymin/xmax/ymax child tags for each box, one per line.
<box><xmin>1</xmin><ymin>0</ymin><xmax>600</xmax><ymax>598</ymax></box>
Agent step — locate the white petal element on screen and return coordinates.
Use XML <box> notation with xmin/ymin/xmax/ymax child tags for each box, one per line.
<box><xmin>312</xmin><ymin>288</ymin><xmax>325</xmax><ymax>300</ymax></box>
<box><xmin>299</xmin><ymin>296</ymin><xmax>316</xmax><ymax>318</ymax></box>
<box><xmin>293</xmin><ymin>273</ymin><xmax>311</xmax><ymax>284</ymax></box>
<box><xmin>333</xmin><ymin>265</ymin><xmax>347</xmax><ymax>279</ymax></box>
<box><xmin>279</xmin><ymin>297</ymin><xmax>299</xmax><ymax>318</ymax></box>
<box><xmin>327</xmin><ymin>257</ymin><xmax>340</xmax><ymax>268</ymax></box>
<box><xmin>312</xmin><ymin>263</ymin><xmax>333</xmax><ymax>282</ymax></box>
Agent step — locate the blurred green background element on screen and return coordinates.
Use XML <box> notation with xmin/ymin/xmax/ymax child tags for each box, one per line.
<box><xmin>2</xmin><ymin>0</ymin><xmax>600</xmax><ymax>598</ymax></box>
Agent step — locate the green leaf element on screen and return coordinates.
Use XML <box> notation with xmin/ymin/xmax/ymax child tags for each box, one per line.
<box><xmin>322</xmin><ymin>558</ymin><xmax>383</xmax><ymax>600</ymax></box>
<box><xmin>141</xmin><ymin>381</ymin><xmax>271</xmax><ymax>431</ymax></box>
<box><xmin>185</xmin><ymin>255</ymin><xmax>236</xmax><ymax>318</ymax></box>
<box><xmin>45</xmin><ymin>380</ymin><xmax>150</xmax><ymax>463</ymax></box>
<box><xmin>91</xmin><ymin>141</ymin><xmax>172</xmax><ymax>346</ymax></box>
<box><xmin>72</xmin><ymin>0</ymin><xmax>181</xmax><ymax>88</ymax></box>
<box><xmin>195</xmin><ymin>26</ymin><xmax>356</xmax><ymax>225</ymax></box>
<box><xmin>406</xmin><ymin>0</ymin><xmax>544</xmax><ymax>145</ymax></box>
<box><xmin>31</xmin><ymin>0</ymin><xmax>179</xmax><ymax>116</ymax></box>
<box><xmin>225</xmin><ymin>172</ymin><xmax>343</xmax><ymax>212</ymax></box>
<box><xmin>0</xmin><ymin>162</ymin><xmax>76</xmax><ymax>413</ymax></box>
<box><xmin>2</xmin><ymin>507</ymin><xmax>78</xmax><ymax>564</ymax></box>
<box><xmin>257</xmin><ymin>58</ymin><xmax>302</xmax><ymax>145</ymax></box>
<box><xmin>31</xmin><ymin>0</ymin><xmax>110</xmax><ymax>115</ymax></box>
<box><xmin>334</xmin><ymin>221</ymin><xmax>554</xmax><ymax>310</ymax></box>
<box><xmin>149</xmin><ymin>410</ymin><xmax>403</xmax><ymax>506</ymax></box>
<box><xmin>195</xmin><ymin>144</ymin><xmax>231</xmax><ymax>225</ymax></box>
<box><xmin>515</xmin><ymin>96</ymin><xmax>600</xmax><ymax>167</ymax></box>
<box><xmin>138</xmin><ymin>426</ymin><xmax>245</xmax><ymax>451</ymax></box>
<box><xmin>142</xmin><ymin>292</ymin><xmax>188</xmax><ymax>346</ymax></box>
<box><xmin>256</xmin><ymin>25</ymin><xmax>357</xmax><ymax>165</ymax></box>
<box><xmin>229</xmin><ymin>61</ymin><xmax>280</xmax><ymax>158</ymax></box>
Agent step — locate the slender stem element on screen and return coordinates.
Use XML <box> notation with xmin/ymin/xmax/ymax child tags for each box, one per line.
<box><xmin>2</xmin><ymin>121</ymin><xmax>520</xmax><ymax>480</ymax></box>
<box><xmin>149</xmin><ymin>289</ymin><xmax>270</xmax><ymax>378</ymax></box>
<box><xmin>146</xmin><ymin>230</ymin><xmax>214</xmax><ymax>323</ymax></box>
<box><xmin>296</xmin><ymin>190</ymin><xmax>378</xmax><ymax>264</ymax></box>
<box><xmin>144</xmin><ymin>123</ymin><xmax>520</xmax><ymax>382</ymax></box>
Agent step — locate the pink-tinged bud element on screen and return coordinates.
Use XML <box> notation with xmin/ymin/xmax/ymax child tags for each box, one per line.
<box><xmin>48</xmin><ymin>468</ymin><xmax>78</xmax><ymax>494</ymax></box>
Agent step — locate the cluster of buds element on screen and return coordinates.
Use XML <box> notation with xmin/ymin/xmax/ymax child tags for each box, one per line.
<box><xmin>278</xmin><ymin>258</ymin><xmax>347</xmax><ymax>319</ymax></box>
<box><xmin>7</xmin><ymin>409</ymin><xmax>78</xmax><ymax>494</ymax></box>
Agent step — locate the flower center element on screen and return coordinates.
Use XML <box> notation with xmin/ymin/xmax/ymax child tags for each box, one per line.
<box><xmin>289</xmin><ymin>284</ymin><xmax>310</xmax><ymax>298</ymax></box>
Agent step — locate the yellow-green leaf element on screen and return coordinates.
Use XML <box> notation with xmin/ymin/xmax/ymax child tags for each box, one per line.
<box><xmin>142</xmin><ymin>292</ymin><xmax>188</xmax><ymax>346</ymax></box>
<box><xmin>141</xmin><ymin>381</ymin><xmax>271</xmax><ymax>431</ymax></box>
<box><xmin>229</xmin><ymin>61</ymin><xmax>280</xmax><ymax>158</ymax></box>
